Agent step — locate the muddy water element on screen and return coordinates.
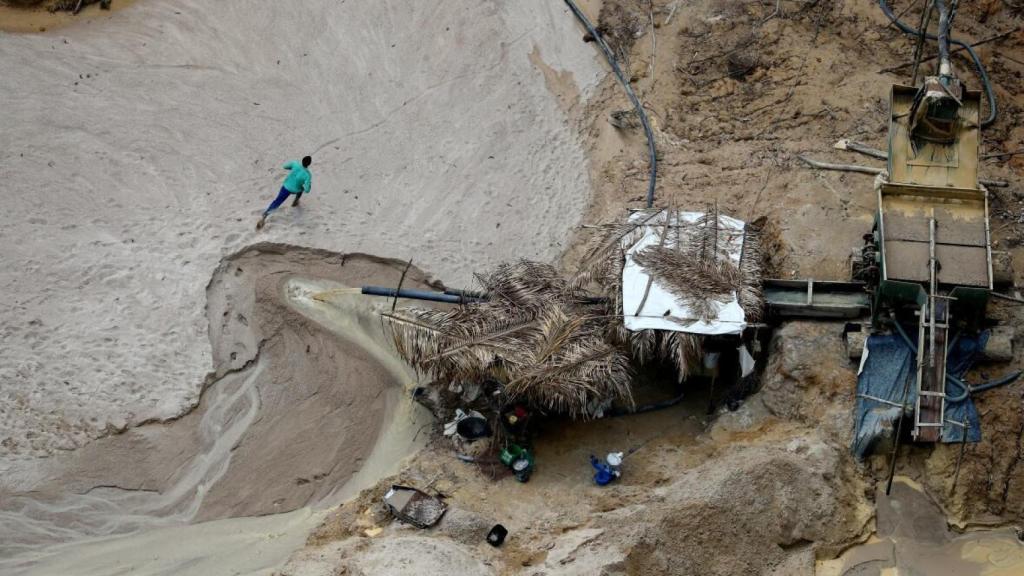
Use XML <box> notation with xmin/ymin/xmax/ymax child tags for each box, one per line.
<box><xmin>283</xmin><ymin>277</ymin><xmax>431</xmax><ymax>504</ymax></box>
<box><xmin>0</xmin><ymin>277</ymin><xmax>429</xmax><ymax>576</ymax></box>
<box><xmin>817</xmin><ymin>477</ymin><xmax>1024</xmax><ymax>576</ymax></box>
<box><xmin>0</xmin><ymin>363</ymin><xmax>267</xmax><ymax>565</ymax></box>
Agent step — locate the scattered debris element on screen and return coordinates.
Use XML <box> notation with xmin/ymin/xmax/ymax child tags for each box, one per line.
<box><xmin>383</xmin><ymin>485</ymin><xmax>447</xmax><ymax>529</ymax></box>
<box><xmin>608</xmin><ymin>109</ymin><xmax>640</xmax><ymax>129</ymax></box>
<box><xmin>589</xmin><ymin>451</ymin><xmax>624</xmax><ymax>486</ymax></box>
<box><xmin>499</xmin><ymin>443</ymin><xmax>535</xmax><ymax>483</ymax></box>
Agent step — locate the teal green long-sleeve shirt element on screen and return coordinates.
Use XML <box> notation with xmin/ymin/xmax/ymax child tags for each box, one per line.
<box><xmin>282</xmin><ymin>161</ymin><xmax>311</xmax><ymax>193</ymax></box>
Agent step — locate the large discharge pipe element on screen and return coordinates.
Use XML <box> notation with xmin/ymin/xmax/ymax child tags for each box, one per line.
<box><xmin>934</xmin><ymin>0</ymin><xmax>952</xmax><ymax>76</ymax></box>
<box><xmin>878</xmin><ymin>0</ymin><xmax>997</xmax><ymax>127</ymax></box>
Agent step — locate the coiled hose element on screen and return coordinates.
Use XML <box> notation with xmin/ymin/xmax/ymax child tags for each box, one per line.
<box><xmin>879</xmin><ymin>0</ymin><xmax>998</xmax><ymax>127</ymax></box>
<box><xmin>892</xmin><ymin>320</ymin><xmax>1021</xmax><ymax>402</ymax></box>
<box><xmin>563</xmin><ymin>0</ymin><xmax>657</xmax><ymax>208</ymax></box>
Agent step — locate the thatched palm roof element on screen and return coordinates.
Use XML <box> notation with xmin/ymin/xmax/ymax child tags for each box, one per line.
<box><xmin>383</xmin><ymin>261</ymin><xmax>633</xmax><ymax>418</ymax></box>
<box><xmin>382</xmin><ymin>207</ymin><xmax>766</xmax><ymax>418</ymax></box>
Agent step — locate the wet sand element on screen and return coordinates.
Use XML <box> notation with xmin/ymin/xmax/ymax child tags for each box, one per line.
<box><xmin>0</xmin><ymin>247</ymin><xmax>433</xmax><ymax>574</ymax></box>
<box><xmin>817</xmin><ymin>477</ymin><xmax>1024</xmax><ymax>576</ymax></box>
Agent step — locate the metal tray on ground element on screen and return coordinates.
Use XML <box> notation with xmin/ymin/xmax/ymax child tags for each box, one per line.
<box><xmin>383</xmin><ymin>484</ymin><xmax>447</xmax><ymax>529</ymax></box>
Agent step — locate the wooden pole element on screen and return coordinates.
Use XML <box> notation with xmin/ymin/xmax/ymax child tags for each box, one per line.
<box><xmin>886</xmin><ymin>342</ymin><xmax>917</xmax><ymax>496</ymax></box>
<box><xmin>634</xmin><ymin>207</ymin><xmax>673</xmax><ymax>316</ymax></box>
<box><xmin>392</xmin><ymin>259</ymin><xmax>413</xmax><ymax>312</ymax></box>
<box><xmin>951</xmin><ymin>418</ymin><xmax>968</xmax><ymax>495</ymax></box>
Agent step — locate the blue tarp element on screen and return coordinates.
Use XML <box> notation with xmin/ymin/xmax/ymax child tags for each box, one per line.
<box><xmin>852</xmin><ymin>330</ymin><xmax>986</xmax><ymax>459</ymax></box>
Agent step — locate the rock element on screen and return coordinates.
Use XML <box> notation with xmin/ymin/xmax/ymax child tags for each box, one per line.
<box><xmin>759</xmin><ymin>321</ymin><xmax>856</xmax><ymax>433</ymax></box>
<box><xmin>438</xmin><ymin>507</ymin><xmax>494</xmax><ymax>546</ymax></box>
<box><xmin>609</xmin><ymin>441</ymin><xmax>866</xmax><ymax>576</ymax></box>
<box><xmin>982</xmin><ymin>325</ymin><xmax>1014</xmax><ymax>363</ymax></box>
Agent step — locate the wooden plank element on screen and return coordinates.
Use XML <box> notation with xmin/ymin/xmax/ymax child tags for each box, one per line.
<box><xmin>880</xmin><ymin>182</ymin><xmax>986</xmax><ymax>202</ymax></box>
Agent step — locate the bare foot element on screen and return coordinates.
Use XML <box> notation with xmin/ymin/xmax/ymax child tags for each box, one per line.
<box><xmin>256</xmin><ymin>217</ymin><xmax>266</xmax><ymax>230</ymax></box>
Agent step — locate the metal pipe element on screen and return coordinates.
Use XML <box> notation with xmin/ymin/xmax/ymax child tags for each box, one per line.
<box><xmin>934</xmin><ymin>0</ymin><xmax>952</xmax><ymax>76</ymax></box>
<box><xmin>444</xmin><ymin>288</ymin><xmax>488</xmax><ymax>299</ymax></box>
<box><xmin>928</xmin><ymin>214</ymin><xmax>936</xmax><ymax>369</ymax></box>
<box><xmin>878</xmin><ymin>0</ymin><xmax>997</xmax><ymax>127</ymax></box>
<box><xmin>887</xmin><ymin>346</ymin><xmax>916</xmax><ymax>495</ymax></box>
<box><xmin>990</xmin><ymin>291</ymin><xmax>1024</xmax><ymax>305</ymax></box>
<box><xmin>361</xmin><ymin>286</ymin><xmax>483</xmax><ymax>304</ymax></box>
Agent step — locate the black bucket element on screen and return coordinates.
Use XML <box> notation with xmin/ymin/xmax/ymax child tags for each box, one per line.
<box><xmin>486</xmin><ymin>524</ymin><xmax>508</xmax><ymax>547</ymax></box>
<box><xmin>456</xmin><ymin>416</ymin><xmax>492</xmax><ymax>440</ymax></box>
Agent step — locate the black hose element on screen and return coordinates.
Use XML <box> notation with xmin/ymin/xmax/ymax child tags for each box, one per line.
<box><xmin>563</xmin><ymin>0</ymin><xmax>658</xmax><ymax>208</ymax></box>
<box><xmin>891</xmin><ymin>320</ymin><xmax>1021</xmax><ymax>402</ymax></box>
<box><xmin>970</xmin><ymin>370</ymin><xmax>1023</xmax><ymax>394</ymax></box>
<box><xmin>878</xmin><ymin>0</ymin><xmax>998</xmax><ymax>127</ymax></box>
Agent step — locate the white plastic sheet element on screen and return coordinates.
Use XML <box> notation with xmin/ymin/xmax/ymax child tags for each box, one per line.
<box><xmin>622</xmin><ymin>210</ymin><xmax>748</xmax><ymax>335</ymax></box>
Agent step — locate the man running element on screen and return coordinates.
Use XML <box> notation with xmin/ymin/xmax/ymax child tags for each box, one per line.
<box><xmin>257</xmin><ymin>155</ymin><xmax>312</xmax><ymax>230</ymax></box>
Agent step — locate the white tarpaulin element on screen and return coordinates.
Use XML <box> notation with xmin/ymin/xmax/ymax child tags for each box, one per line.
<box><xmin>622</xmin><ymin>210</ymin><xmax>748</xmax><ymax>335</ymax></box>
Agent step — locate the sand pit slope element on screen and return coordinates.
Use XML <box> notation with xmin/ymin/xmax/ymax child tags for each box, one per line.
<box><xmin>0</xmin><ymin>246</ymin><xmax>434</xmax><ymax>571</ymax></box>
<box><xmin>0</xmin><ymin>0</ymin><xmax>603</xmax><ymax>460</ymax></box>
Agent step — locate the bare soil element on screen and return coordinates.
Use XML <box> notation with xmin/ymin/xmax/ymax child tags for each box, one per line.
<box><xmin>284</xmin><ymin>0</ymin><xmax>1024</xmax><ymax>574</ymax></box>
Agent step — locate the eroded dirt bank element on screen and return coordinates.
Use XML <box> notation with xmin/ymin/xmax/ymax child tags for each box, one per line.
<box><xmin>0</xmin><ymin>245</ymin><xmax>433</xmax><ymax>574</ymax></box>
<box><xmin>279</xmin><ymin>321</ymin><xmax>875</xmax><ymax>576</ymax></box>
<box><xmin>280</xmin><ymin>0</ymin><xmax>1024</xmax><ymax>573</ymax></box>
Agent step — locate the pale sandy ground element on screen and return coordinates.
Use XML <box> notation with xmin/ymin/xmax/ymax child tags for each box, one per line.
<box><xmin>0</xmin><ymin>0</ymin><xmax>601</xmax><ymax>461</ymax></box>
<box><xmin>0</xmin><ymin>1</ymin><xmax>603</xmax><ymax>573</ymax></box>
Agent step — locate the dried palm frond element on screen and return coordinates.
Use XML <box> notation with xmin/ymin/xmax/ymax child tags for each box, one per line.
<box><xmin>576</xmin><ymin>208</ymin><xmax>662</xmax><ymax>276</ymax></box>
<box><xmin>505</xmin><ymin>338</ymin><xmax>633</xmax><ymax>418</ymax></box>
<box><xmin>748</xmin><ymin>215</ymin><xmax>786</xmax><ymax>278</ymax></box>
<box><xmin>660</xmin><ymin>331</ymin><xmax>703</xmax><ymax>382</ymax></box>
<box><xmin>573</xmin><ymin>207</ymin><xmax>769</xmax><ymax>380</ymax></box>
<box><xmin>384</xmin><ymin>210</ymin><xmax>768</xmax><ymax>415</ymax></box>
<box><xmin>475</xmin><ymin>260</ymin><xmax>592</xmax><ymax>311</ymax></box>
<box><xmin>382</xmin><ymin>262</ymin><xmax>634</xmax><ymax>418</ymax></box>
<box><xmin>627</xmin><ymin>329</ymin><xmax>658</xmax><ymax>364</ymax></box>
<box><xmin>737</xmin><ymin>221</ymin><xmax>765</xmax><ymax>323</ymax></box>
<box><xmin>632</xmin><ymin>245</ymin><xmax>743</xmax><ymax>322</ymax></box>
